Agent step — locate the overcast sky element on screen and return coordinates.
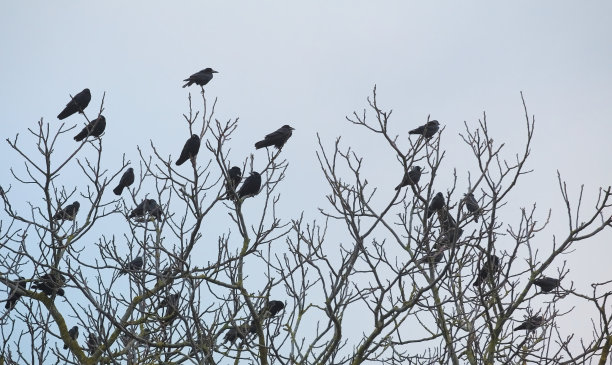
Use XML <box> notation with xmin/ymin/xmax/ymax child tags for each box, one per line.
<box><xmin>1</xmin><ymin>0</ymin><xmax>611</xmax><ymax>357</ymax></box>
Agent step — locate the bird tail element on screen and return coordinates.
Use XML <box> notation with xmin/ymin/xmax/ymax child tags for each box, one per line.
<box><xmin>57</xmin><ymin>109</ymin><xmax>71</xmax><ymax>120</ymax></box>
<box><xmin>113</xmin><ymin>185</ymin><xmax>124</xmax><ymax>195</ymax></box>
<box><xmin>182</xmin><ymin>80</ymin><xmax>191</xmax><ymax>88</ymax></box>
<box><xmin>74</xmin><ymin>132</ymin><xmax>86</xmax><ymax>142</ymax></box>
<box><xmin>175</xmin><ymin>157</ymin><xmax>187</xmax><ymax>166</ymax></box>
<box><xmin>394</xmin><ymin>184</ymin><xmax>402</xmax><ymax>191</ymax></box>
<box><xmin>473</xmin><ymin>279</ymin><xmax>482</xmax><ymax>287</ymax></box>
<box><xmin>254</xmin><ymin>141</ymin><xmax>267</xmax><ymax>149</ymax></box>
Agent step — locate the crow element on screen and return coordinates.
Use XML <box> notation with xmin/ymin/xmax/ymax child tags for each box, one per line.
<box><xmin>64</xmin><ymin>326</ymin><xmax>79</xmax><ymax>349</ymax></box>
<box><xmin>225</xmin><ymin>166</ymin><xmax>242</xmax><ymax>200</ymax></box>
<box><xmin>86</xmin><ymin>333</ymin><xmax>101</xmax><ymax>355</ymax></box>
<box><xmin>427</xmin><ymin>192</ymin><xmax>444</xmax><ymax>218</ymax></box>
<box><xmin>53</xmin><ymin>201</ymin><xmax>80</xmax><ymax>221</ymax></box>
<box><xmin>514</xmin><ymin>316</ymin><xmax>544</xmax><ymax>331</ymax></box>
<box><xmin>395</xmin><ymin>166</ymin><xmax>422</xmax><ymax>190</ymax></box>
<box><xmin>129</xmin><ymin>199</ymin><xmax>161</xmax><ymax>220</ymax></box>
<box><xmin>58</xmin><ymin>88</ymin><xmax>91</xmax><ymax>120</ymax></box>
<box><xmin>32</xmin><ymin>272</ymin><xmax>65</xmax><ymax>297</ymax></box>
<box><xmin>224</xmin><ymin>325</ymin><xmax>248</xmax><ymax>345</ymax></box>
<box><xmin>5</xmin><ymin>277</ymin><xmax>27</xmax><ymax>311</ymax></box>
<box><xmin>532</xmin><ymin>277</ymin><xmax>560</xmax><ymax>293</ymax></box>
<box><xmin>463</xmin><ymin>192</ymin><xmax>481</xmax><ymax>222</ymax></box>
<box><xmin>118</xmin><ymin>256</ymin><xmax>144</xmax><ymax>275</ymax></box>
<box><xmin>249</xmin><ymin>300</ymin><xmax>286</xmax><ymax>334</ymax></box>
<box><xmin>159</xmin><ymin>293</ymin><xmax>180</xmax><ymax>325</ymax></box>
<box><xmin>473</xmin><ymin>255</ymin><xmax>500</xmax><ymax>287</ymax></box>
<box><xmin>73</xmin><ymin>115</ymin><xmax>106</xmax><ymax>141</ymax></box>
<box><xmin>176</xmin><ymin>134</ymin><xmax>201</xmax><ymax>166</ymax></box>
<box><xmin>238</xmin><ymin>172</ymin><xmax>261</xmax><ymax>199</ymax></box>
<box><xmin>255</xmin><ymin>125</ymin><xmax>295</xmax><ymax>150</ymax></box>
<box><xmin>113</xmin><ymin>168</ymin><xmax>135</xmax><ymax>195</ymax></box>
<box><xmin>408</xmin><ymin>120</ymin><xmax>440</xmax><ymax>139</ymax></box>
<box><xmin>183</xmin><ymin>68</ymin><xmax>218</xmax><ymax>88</ymax></box>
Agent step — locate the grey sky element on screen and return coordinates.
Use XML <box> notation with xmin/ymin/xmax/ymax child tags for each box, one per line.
<box><xmin>1</xmin><ymin>0</ymin><xmax>611</xmax><ymax>358</ymax></box>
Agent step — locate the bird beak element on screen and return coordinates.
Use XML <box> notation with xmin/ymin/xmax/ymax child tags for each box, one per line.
<box><xmin>290</xmin><ymin>127</ymin><xmax>296</xmax><ymax>130</ymax></box>
<box><xmin>212</xmin><ymin>70</ymin><xmax>219</xmax><ymax>73</ymax></box>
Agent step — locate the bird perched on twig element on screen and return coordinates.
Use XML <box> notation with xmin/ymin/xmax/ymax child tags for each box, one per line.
<box><xmin>463</xmin><ymin>192</ymin><xmax>481</xmax><ymax>222</ymax></box>
<box><xmin>129</xmin><ymin>199</ymin><xmax>162</xmax><ymax>221</ymax></box>
<box><xmin>113</xmin><ymin>167</ymin><xmax>135</xmax><ymax>195</ymax></box>
<box><xmin>57</xmin><ymin>88</ymin><xmax>91</xmax><ymax>120</ymax></box>
<box><xmin>395</xmin><ymin>166</ymin><xmax>422</xmax><ymax>190</ymax></box>
<box><xmin>73</xmin><ymin>115</ymin><xmax>106</xmax><ymax>141</ymax></box>
<box><xmin>408</xmin><ymin>120</ymin><xmax>440</xmax><ymax>139</ymax></box>
<box><xmin>5</xmin><ymin>277</ymin><xmax>27</xmax><ymax>311</ymax></box>
<box><xmin>224</xmin><ymin>166</ymin><xmax>242</xmax><ymax>200</ymax></box>
<box><xmin>176</xmin><ymin>134</ymin><xmax>201</xmax><ymax>166</ymax></box>
<box><xmin>86</xmin><ymin>332</ymin><xmax>102</xmax><ymax>355</ymax></box>
<box><xmin>32</xmin><ymin>272</ymin><xmax>66</xmax><ymax>297</ymax></box>
<box><xmin>514</xmin><ymin>316</ymin><xmax>544</xmax><ymax>331</ymax></box>
<box><xmin>249</xmin><ymin>300</ymin><xmax>286</xmax><ymax>334</ymax></box>
<box><xmin>64</xmin><ymin>326</ymin><xmax>79</xmax><ymax>349</ymax></box>
<box><xmin>159</xmin><ymin>293</ymin><xmax>180</xmax><ymax>325</ymax></box>
<box><xmin>427</xmin><ymin>192</ymin><xmax>444</xmax><ymax>218</ymax></box>
<box><xmin>53</xmin><ymin>201</ymin><xmax>80</xmax><ymax>221</ymax></box>
<box><xmin>183</xmin><ymin>68</ymin><xmax>218</xmax><ymax>88</ymax></box>
<box><xmin>224</xmin><ymin>325</ymin><xmax>248</xmax><ymax>345</ymax></box>
<box><xmin>255</xmin><ymin>125</ymin><xmax>295</xmax><ymax>150</ymax></box>
<box><xmin>118</xmin><ymin>256</ymin><xmax>144</xmax><ymax>275</ymax></box>
<box><xmin>238</xmin><ymin>172</ymin><xmax>261</xmax><ymax>199</ymax></box>
<box><xmin>532</xmin><ymin>277</ymin><xmax>560</xmax><ymax>293</ymax></box>
<box><xmin>473</xmin><ymin>255</ymin><xmax>500</xmax><ymax>287</ymax></box>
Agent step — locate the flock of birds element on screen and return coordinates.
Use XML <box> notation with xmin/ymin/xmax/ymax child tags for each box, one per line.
<box><xmin>2</xmin><ymin>68</ymin><xmax>560</xmax><ymax>353</ymax></box>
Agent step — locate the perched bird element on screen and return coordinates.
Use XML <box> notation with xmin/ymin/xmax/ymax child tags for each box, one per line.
<box><xmin>32</xmin><ymin>272</ymin><xmax>65</xmax><ymax>296</ymax></box>
<box><xmin>57</xmin><ymin>88</ymin><xmax>91</xmax><ymax>120</ymax></box>
<box><xmin>437</xmin><ymin>227</ymin><xmax>463</xmax><ymax>245</ymax></box>
<box><xmin>159</xmin><ymin>293</ymin><xmax>180</xmax><ymax>325</ymax></box>
<box><xmin>463</xmin><ymin>193</ymin><xmax>481</xmax><ymax>222</ymax></box>
<box><xmin>113</xmin><ymin>168</ymin><xmax>135</xmax><ymax>196</ymax></box>
<box><xmin>118</xmin><ymin>256</ymin><xmax>144</xmax><ymax>275</ymax></box>
<box><xmin>5</xmin><ymin>277</ymin><xmax>27</xmax><ymax>311</ymax></box>
<box><xmin>182</xmin><ymin>68</ymin><xmax>218</xmax><ymax>88</ymax></box>
<box><xmin>129</xmin><ymin>199</ymin><xmax>161</xmax><ymax>220</ymax></box>
<box><xmin>408</xmin><ymin>120</ymin><xmax>440</xmax><ymax>139</ymax></box>
<box><xmin>224</xmin><ymin>166</ymin><xmax>242</xmax><ymax>200</ymax></box>
<box><xmin>175</xmin><ymin>134</ymin><xmax>201</xmax><ymax>166</ymax></box>
<box><xmin>224</xmin><ymin>325</ymin><xmax>248</xmax><ymax>345</ymax></box>
<box><xmin>255</xmin><ymin>125</ymin><xmax>295</xmax><ymax>150</ymax></box>
<box><xmin>427</xmin><ymin>192</ymin><xmax>445</xmax><ymax>218</ymax></box>
<box><xmin>73</xmin><ymin>115</ymin><xmax>106</xmax><ymax>142</ymax></box>
<box><xmin>249</xmin><ymin>300</ymin><xmax>286</xmax><ymax>334</ymax></box>
<box><xmin>64</xmin><ymin>326</ymin><xmax>79</xmax><ymax>349</ymax></box>
<box><xmin>237</xmin><ymin>172</ymin><xmax>261</xmax><ymax>199</ymax></box>
<box><xmin>395</xmin><ymin>166</ymin><xmax>422</xmax><ymax>190</ymax></box>
<box><xmin>532</xmin><ymin>277</ymin><xmax>561</xmax><ymax>293</ymax></box>
<box><xmin>473</xmin><ymin>255</ymin><xmax>500</xmax><ymax>287</ymax></box>
<box><xmin>514</xmin><ymin>316</ymin><xmax>544</xmax><ymax>331</ymax></box>
<box><xmin>53</xmin><ymin>201</ymin><xmax>80</xmax><ymax>221</ymax></box>
<box><xmin>86</xmin><ymin>333</ymin><xmax>101</xmax><ymax>355</ymax></box>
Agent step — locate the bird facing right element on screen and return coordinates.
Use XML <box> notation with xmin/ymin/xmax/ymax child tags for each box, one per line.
<box><xmin>73</xmin><ymin>115</ymin><xmax>106</xmax><ymax>141</ymax></box>
<box><xmin>238</xmin><ymin>172</ymin><xmax>262</xmax><ymax>199</ymax></box>
<box><xmin>513</xmin><ymin>316</ymin><xmax>544</xmax><ymax>332</ymax></box>
<box><xmin>255</xmin><ymin>125</ymin><xmax>295</xmax><ymax>150</ymax></box>
<box><xmin>175</xmin><ymin>134</ymin><xmax>201</xmax><ymax>166</ymax></box>
<box><xmin>53</xmin><ymin>201</ymin><xmax>80</xmax><ymax>221</ymax></box>
<box><xmin>113</xmin><ymin>167</ymin><xmax>135</xmax><ymax>196</ymax></box>
<box><xmin>427</xmin><ymin>192</ymin><xmax>445</xmax><ymax>218</ymax></box>
<box><xmin>64</xmin><ymin>326</ymin><xmax>79</xmax><ymax>349</ymax></box>
<box><xmin>408</xmin><ymin>120</ymin><xmax>440</xmax><ymax>139</ymax></box>
<box><xmin>532</xmin><ymin>277</ymin><xmax>560</xmax><ymax>293</ymax></box>
<box><xmin>395</xmin><ymin>166</ymin><xmax>422</xmax><ymax>190</ymax></box>
<box><xmin>182</xmin><ymin>68</ymin><xmax>218</xmax><ymax>88</ymax></box>
<box><xmin>57</xmin><ymin>88</ymin><xmax>91</xmax><ymax>120</ymax></box>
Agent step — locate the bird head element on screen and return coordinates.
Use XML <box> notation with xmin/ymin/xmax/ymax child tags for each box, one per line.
<box><xmin>73</xmin><ymin>201</ymin><xmax>80</xmax><ymax>208</ymax></box>
<box><xmin>430</xmin><ymin>120</ymin><xmax>440</xmax><ymax>126</ymax></box>
<box><xmin>127</xmin><ymin>167</ymin><xmax>134</xmax><ymax>173</ymax></box>
<box><xmin>412</xmin><ymin>166</ymin><xmax>422</xmax><ymax>172</ymax></box>
<box><xmin>203</xmin><ymin>68</ymin><xmax>218</xmax><ymax>73</ymax></box>
<box><xmin>82</xmin><ymin>88</ymin><xmax>91</xmax><ymax>95</ymax></box>
<box><xmin>282</xmin><ymin>125</ymin><xmax>295</xmax><ymax>130</ymax></box>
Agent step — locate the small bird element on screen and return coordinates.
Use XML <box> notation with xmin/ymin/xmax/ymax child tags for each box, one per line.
<box><xmin>86</xmin><ymin>333</ymin><xmax>101</xmax><ymax>355</ymax></box>
<box><xmin>532</xmin><ymin>277</ymin><xmax>560</xmax><ymax>293</ymax></box>
<box><xmin>473</xmin><ymin>255</ymin><xmax>500</xmax><ymax>287</ymax></box>
<box><xmin>5</xmin><ymin>277</ymin><xmax>27</xmax><ymax>311</ymax></box>
<box><xmin>463</xmin><ymin>193</ymin><xmax>481</xmax><ymax>222</ymax></box>
<box><xmin>118</xmin><ymin>256</ymin><xmax>144</xmax><ymax>275</ymax></box>
<box><xmin>408</xmin><ymin>120</ymin><xmax>440</xmax><ymax>139</ymax></box>
<box><xmin>225</xmin><ymin>166</ymin><xmax>242</xmax><ymax>200</ymax></box>
<box><xmin>64</xmin><ymin>326</ymin><xmax>79</xmax><ymax>349</ymax></box>
<box><xmin>113</xmin><ymin>168</ymin><xmax>135</xmax><ymax>195</ymax></box>
<box><xmin>32</xmin><ymin>272</ymin><xmax>65</xmax><ymax>296</ymax></box>
<box><xmin>73</xmin><ymin>115</ymin><xmax>106</xmax><ymax>141</ymax></box>
<box><xmin>395</xmin><ymin>166</ymin><xmax>422</xmax><ymax>190</ymax></box>
<box><xmin>255</xmin><ymin>125</ymin><xmax>295</xmax><ymax>150</ymax></box>
<box><xmin>183</xmin><ymin>68</ymin><xmax>218</xmax><ymax>88</ymax></box>
<box><xmin>427</xmin><ymin>192</ymin><xmax>445</xmax><ymax>218</ymax></box>
<box><xmin>129</xmin><ymin>199</ymin><xmax>161</xmax><ymax>220</ymax></box>
<box><xmin>224</xmin><ymin>325</ymin><xmax>248</xmax><ymax>345</ymax></box>
<box><xmin>53</xmin><ymin>201</ymin><xmax>80</xmax><ymax>221</ymax></box>
<box><xmin>514</xmin><ymin>316</ymin><xmax>544</xmax><ymax>331</ymax></box>
<box><xmin>176</xmin><ymin>134</ymin><xmax>201</xmax><ymax>166</ymax></box>
<box><xmin>58</xmin><ymin>88</ymin><xmax>91</xmax><ymax>120</ymax></box>
<box><xmin>238</xmin><ymin>172</ymin><xmax>262</xmax><ymax>199</ymax></box>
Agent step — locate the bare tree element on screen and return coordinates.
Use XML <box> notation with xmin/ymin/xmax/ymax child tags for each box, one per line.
<box><xmin>1</xmin><ymin>86</ymin><xmax>611</xmax><ymax>365</ymax></box>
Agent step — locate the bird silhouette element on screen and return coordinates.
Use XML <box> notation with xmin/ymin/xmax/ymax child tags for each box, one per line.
<box><xmin>113</xmin><ymin>167</ymin><xmax>135</xmax><ymax>195</ymax></box>
<box><xmin>238</xmin><ymin>172</ymin><xmax>261</xmax><ymax>199</ymax></box>
<box><xmin>395</xmin><ymin>166</ymin><xmax>422</xmax><ymax>190</ymax></box>
<box><xmin>427</xmin><ymin>192</ymin><xmax>445</xmax><ymax>218</ymax></box>
<box><xmin>463</xmin><ymin>193</ymin><xmax>481</xmax><ymax>222</ymax></box>
<box><xmin>73</xmin><ymin>115</ymin><xmax>106</xmax><ymax>141</ymax></box>
<box><xmin>53</xmin><ymin>201</ymin><xmax>80</xmax><ymax>221</ymax></box>
<box><xmin>32</xmin><ymin>272</ymin><xmax>65</xmax><ymax>297</ymax></box>
<box><xmin>129</xmin><ymin>199</ymin><xmax>161</xmax><ymax>221</ymax></box>
<box><xmin>408</xmin><ymin>120</ymin><xmax>440</xmax><ymax>139</ymax></box>
<box><xmin>183</xmin><ymin>68</ymin><xmax>218</xmax><ymax>88</ymax></box>
<box><xmin>514</xmin><ymin>316</ymin><xmax>543</xmax><ymax>331</ymax></box>
<box><xmin>57</xmin><ymin>88</ymin><xmax>91</xmax><ymax>120</ymax></box>
<box><xmin>532</xmin><ymin>277</ymin><xmax>560</xmax><ymax>293</ymax></box>
<box><xmin>5</xmin><ymin>277</ymin><xmax>27</xmax><ymax>311</ymax></box>
<box><xmin>225</xmin><ymin>166</ymin><xmax>242</xmax><ymax>200</ymax></box>
<box><xmin>64</xmin><ymin>326</ymin><xmax>79</xmax><ymax>349</ymax></box>
<box><xmin>118</xmin><ymin>256</ymin><xmax>144</xmax><ymax>275</ymax></box>
<box><xmin>255</xmin><ymin>125</ymin><xmax>295</xmax><ymax>150</ymax></box>
<box><xmin>176</xmin><ymin>134</ymin><xmax>201</xmax><ymax>166</ymax></box>
<box><xmin>473</xmin><ymin>255</ymin><xmax>500</xmax><ymax>287</ymax></box>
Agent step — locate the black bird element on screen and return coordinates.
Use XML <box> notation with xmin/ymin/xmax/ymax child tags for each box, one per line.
<box><xmin>408</xmin><ymin>120</ymin><xmax>440</xmax><ymax>139</ymax></box>
<box><xmin>427</xmin><ymin>193</ymin><xmax>445</xmax><ymax>218</ymax></box>
<box><xmin>224</xmin><ymin>325</ymin><xmax>248</xmax><ymax>345</ymax></box>
<box><xmin>237</xmin><ymin>172</ymin><xmax>261</xmax><ymax>199</ymax></box>
<box><xmin>249</xmin><ymin>300</ymin><xmax>286</xmax><ymax>334</ymax></box>
<box><xmin>118</xmin><ymin>256</ymin><xmax>144</xmax><ymax>275</ymax></box>
<box><xmin>463</xmin><ymin>193</ymin><xmax>481</xmax><ymax>222</ymax></box>
<box><xmin>175</xmin><ymin>134</ymin><xmax>201</xmax><ymax>166</ymax></box>
<box><xmin>182</xmin><ymin>68</ymin><xmax>218</xmax><ymax>88</ymax></box>
<box><xmin>395</xmin><ymin>166</ymin><xmax>422</xmax><ymax>190</ymax></box>
<box><xmin>58</xmin><ymin>88</ymin><xmax>91</xmax><ymax>120</ymax></box>
<box><xmin>129</xmin><ymin>199</ymin><xmax>161</xmax><ymax>220</ymax></box>
<box><xmin>64</xmin><ymin>326</ymin><xmax>79</xmax><ymax>349</ymax></box>
<box><xmin>159</xmin><ymin>293</ymin><xmax>180</xmax><ymax>325</ymax></box>
<box><xmin>255</xmin><ymin>125</ymin><xmax>295</xmax><ymax>150</ymax></box>
<box><xmin>32</xmin><ymin>272</ymin><xmax>66</xmax><ymax>297</ymax></box>
<box><xmin>73</xmin><ymin>115</ymin><xmax>106</xmax><ymax>141</ymax></box>
<box><xmin>473</xmin><ymin>255</ymin><xmax>500</xmax><ymax>287</ymax></box>
<box><xmin>5</xmin><ymin>277</ymin><xmax>27</xmax><ymax>311</ymax></box>
<box><xmin>437</xmin><ymin>227</ymin><xmax>463</xmax><ymax>245</ymax></box>
<box><xmin>113</xmin><ymin>168</ymin><xmax>135</xmax><ymax>195</ymax></box>
<box><xmin>86</xmin><ymin>333</ymin><xmax>101</xmax><ymax>355</ymax></box>
<box><xmin>532</xmin><ymin>277</ymin><xmax>561</xmax><ymax>293</ymax></box>
<box><xmin>514</xmin><ymin>316</ymin><xmax>544</xmax><ymax>331</ymax></box>
<box><xmin>53</xmin><ymin>201</ymin><xmax>80</xmax><ymax>221</ymax></box>
<box><xmin>225</xmin><ymin>166</ymin><xmax>242</xmax><ymax>200</ymax></box>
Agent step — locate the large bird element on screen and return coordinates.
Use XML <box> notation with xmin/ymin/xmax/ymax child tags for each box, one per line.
<box><xmin>532</xmin><ymin>277</ymin><xmax>560</xmax><ymax>293</ymax></box>
<box><xmin>57</xmin><ymin>88</ymin><xmax>91</xmax><ymax>120</ymax></box>
<box><xmin>118</xmin><ymin>256</ymin><xmax>144</xmax><ymax>275</ymax></box>
<box><xmin>408</xmin><ymin>120</ymin><xmax>440</xmax><ymax>138</ymax></box>
<box><xmin>113</xmin><ymin>168</ymin><xmax>135</xmax><ymax>195</ymax></box>
<box><xmin>224</xmin><ymin>325</ymin><xmax>248</xmax><ymax>345</ymax></box>
<box><xmin>176</xmin><ymin>134</ymin><xmax>201</xmax><ymax>166</ymax></box>
<box><xmin>183</xmin><ymin>68</ymin><xmax>218</xmax><ymax>88</ymax></box>
<box><xmin>225</xmin><ymin>166</ymin><xmax>242</xmax><ymax>200</ymax></box>
<box><xmin>427</xmin><ymin>192</ymin><xmax>445</xmax><ymax>218</ymax></box>
<box><xmin>159</xmin><ymin>293</ymin><xmax>180</xmax><ymax>325</ymax></box>
<box><xmin>255</xmin><ymin>125</ymin><xmax>295</xmax><ymax>150</ymax></box>
<box><xmin>64</xmin><ymin>326</ymin><xmax>79</xmax><ymax>349</ymax></box>
<box><xmin>53</xmin><ymin>201</ymin><xmax>80</xmax><ymax>221</ymax></box>
<box><xmin>73</xmin><ymin>115</ymin><xmax>106</xmax><ymax>141</ymax></box>
<box><xmin>463</xmin><ymin>192</ymin><xmax>481</xmax><ymax>222</ymax></box>
<box><xmin>32</xmin><ymin>272</ymin><xmax>65</xmax><ymax>296</ymax></box>
<box><xmin>249</xmin><ymin>300</ymin><xmax>286</xmax><ymax>334</ymax></box>
<box><xmin>473</xmin><ymin>255</ymin><xmax>500</xmax><ymax>287</ymax></box>
<box><xmin>5</xmin><ymin>277</ymin><xmax>27</xmax><ymax>311</ymax></box>
<box><xmin>514</xmin><ymin>316</ymin><xmax>544</xmax><ymax>331</ymax></box>
<box><xmin>395</xmin><ymin>166</ymin><xmax>422</xmax><ymax>190</ymax></box>
<box><xmin>238</xmin><ymin>172</ymin><xmax>261</xmax><ymax>199</ymax></box>
<box><xmin>129</xmin><ymin>199</ymin><xmax>161</xmax><ymax>220</ymax></box>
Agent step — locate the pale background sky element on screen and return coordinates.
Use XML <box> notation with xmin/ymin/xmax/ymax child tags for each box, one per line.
<box><xmin>1</xmin><ymin>0</ymin><xmax>611</xmax><ymax>359</ymax></box>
